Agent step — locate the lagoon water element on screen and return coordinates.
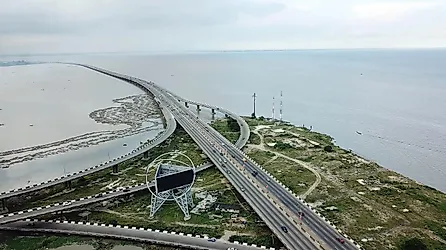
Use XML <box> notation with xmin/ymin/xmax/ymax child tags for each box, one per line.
<box><xmin>0</xmin><ymin>64</ymin><xmax>163</xmax><ymax>191</ymax></box>
<box><xmin>1</xmin><ymin>49</ymin><xmax>446</xmax><ymax>192</ymax></box>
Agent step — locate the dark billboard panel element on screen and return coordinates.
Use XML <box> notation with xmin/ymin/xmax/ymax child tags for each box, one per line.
<box><xmin>156</xmin><ymin>169</ymin><xmax>194</xmax><ymax>193</ymax></box>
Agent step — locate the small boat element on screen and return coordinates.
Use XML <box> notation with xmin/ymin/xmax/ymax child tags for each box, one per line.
<box><xmin>356</xmin><ymin>131</ymin><xmax>362</xmax><ymax>135</ymax></box>
<box><xmin>123</xmin><ymin>143</ymin><xmax>127</xmax><ymax>147</ymax></box>
<box><xmin>29</xmin><ymin>124</ymin><xmax>34</xmax><ymax>127</ymax></box>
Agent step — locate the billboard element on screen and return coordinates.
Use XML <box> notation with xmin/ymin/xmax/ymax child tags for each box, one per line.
<box><xmin>156</xmin><ymin>169</ymin><xmax>194</xmax><ymax>193</ymax></box>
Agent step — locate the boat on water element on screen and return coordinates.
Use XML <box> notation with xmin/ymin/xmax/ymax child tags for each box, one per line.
<box><xmin>356</xmin><ymin>131</ymin><xmax>362</xmax><ymax>135</ymax></box>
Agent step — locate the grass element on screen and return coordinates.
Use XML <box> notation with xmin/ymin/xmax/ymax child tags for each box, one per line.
<box><xmin>0</xmin><ymin>234</ymin><xmax>187</xmax><ymax>250</ymax></box>
<box><xmin>210</xmin><ymin>118</ymin><xmax>240</xmax><ymax>144</ymax></box>
<box><xmin>235</xmin><ymin>117</ymin><xmax>446</xmax><ymax>249</ymax></box>
<box><xmin>260</xmin><ymin>154</ymin><xmax>316</xmax><ymax>195</ymax></box>
<box><xmin>229</xmin><ymin>235</ymin><xmax>283</xmax><ymax>249</ymax></box>
<box><xmin>14</xmin><ymin>126</ymin><xmax>208</xmax><ymax>209</ymax></box>
<box><xmin>0</xmin><ymin>235</ymin><xmax>87</xmax><ymax>250</ymax></box>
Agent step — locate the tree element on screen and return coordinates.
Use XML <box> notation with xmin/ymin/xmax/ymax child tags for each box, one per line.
<box><xmin>399</xmin><ymin>238</ymin><xmax>427</xmax><ymax>250</ymax></box>
<box><xmin>323</xmin><ymin>145</ymin><xmax>333</xmax><ymax>152</ymax></box>
<box><xmin>251</xmin><ymin>112</ymin><xmax>256</xmax><ymax>119</ymax></box>
<box><xmin>259</xmin><ymin>116</ymin><xmax>265</xmax><ymax>121</ymax></box>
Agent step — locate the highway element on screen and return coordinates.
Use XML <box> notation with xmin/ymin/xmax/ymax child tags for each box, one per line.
<box><xmin>161</xmin><ymin>88</ymin><xmax>359</xmax><ymax>249</ymax></box>
<box><xmin>1</xmin><ymin>220</ymin><xmax>266</xmax><ymax>250</ymax></box>
<box><xmin>0</xmin><ymin>64</ymin><xmax>250</xmax><ymax>201</ymax></box>
<box><xmin>0</xmin><ymin>63</ymin><xmax>360</xmax><ymax>250</ymax></box>
<box><xmin>171</xmin><ymin>98</ymin><xmax>359</xmax><ymax>250</ymax></box>
<box><xmin>74</xmin><ymin>65</ymin><xmax>359</xmax><ymax>249</ymax></box>
<box><xmin>141</xmin><ymin>83</ymin><xmax>323</xmax><ymax>250</ymax></box>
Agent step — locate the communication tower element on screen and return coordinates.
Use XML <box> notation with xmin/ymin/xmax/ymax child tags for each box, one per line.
<box><xmin>280</xmin><ymin>91</ymin><xmax>283</xmax><ymax>122</ymax></box>
<box><xmin>272</xmin><ymin>96</ymin><xmax>275</xmax><ymax>120</ymax></box>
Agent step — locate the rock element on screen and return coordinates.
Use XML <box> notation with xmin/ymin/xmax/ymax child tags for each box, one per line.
<box><xmin>361</xmin><ymin>239</ymin><xmax>368</xmax><ymax>242</ymax></box>
<box><xmin>356</xmin><ymin>179</ymin><xmax>366</xmax><ymax>185</ymax></box>
<box><xmin>351</xmin><ymin>196</ymin><xmax>362</xmax><ymax>202</ymax></box>
<box><xmin>392</xmin><ymin>205</ymin><xmax>397</xmax><ymax>208</ymax></box>
<box><xmin>358</xmin><ymin>191</ymin><xmax>366</xmax><ymax>195</ymax></box>
<box><xmin>402</xmin><ymin>208</ymin><xmax>410</xmax><ymax>213</ymax></box>
<box><xmin>324</xmin><ymin>206</ymin><xmax>338</xmax><ymax>211</ymax></box>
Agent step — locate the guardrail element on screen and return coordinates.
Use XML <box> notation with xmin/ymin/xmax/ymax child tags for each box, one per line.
<box><xmin>1</xmin><ymin>219</ymin><xmax>274</xmax><ymax>250</ymax></box>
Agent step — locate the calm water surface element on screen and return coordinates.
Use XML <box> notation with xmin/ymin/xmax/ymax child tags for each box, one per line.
<box><xmin>1</xmin><ymin>49</ymin><xmax>445</xmax><ymax>192</ymax></box>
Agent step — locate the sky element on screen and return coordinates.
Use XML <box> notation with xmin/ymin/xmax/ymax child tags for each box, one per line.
<box><xmin>1</xmin><ymin>0</ymin><xmax>446</xmax><ymax>54</ymax></box>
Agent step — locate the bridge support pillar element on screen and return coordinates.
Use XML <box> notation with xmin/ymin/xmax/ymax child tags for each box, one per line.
<box><xmin>113</xmin><ymin>165</ymin><xmax>119</xmax><ymax>173</ymax></box>
<box><xmin>185</xmin><ymin>102</ymin><xmax>188</xmax><ymax>108</ymax></box>
<box><xmin>65</xmin><ymin>180</ymin><xmax>72</xmax><ymax>189</ymax></box>
<box><xmin>143</xmin><ymin>151</ymin><xmax>149</xmax><ymax>159</ymax></box>
<box><xmin>1</xmin><ymin>198</ymin><xmax>6</xmax><ymax>211</ymax></box>
<box><xmin>196</xmin><ymin>105</ymin><xmax>201</xmax><ymax>111</ymax></box>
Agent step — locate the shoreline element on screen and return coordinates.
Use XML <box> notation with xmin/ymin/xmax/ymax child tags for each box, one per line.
<box><xmin>240</xmin><ymin>115</ymin><xmax>444</xmax><ymax>193</ymax></box>
<box><xmin>237</xmin><ymin>117</ymin><xmax>446</xmax><ymax>249</ymax></box>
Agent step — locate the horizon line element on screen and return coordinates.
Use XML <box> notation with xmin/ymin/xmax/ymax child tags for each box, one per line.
<box><xmin>1</xmin><ymin>47</ymin><xmax>446</xmax><ymax>57</ymax></box>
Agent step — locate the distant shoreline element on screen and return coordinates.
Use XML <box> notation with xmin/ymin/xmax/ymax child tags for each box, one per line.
<box><xmin>2</xmin><ymin>47</ymin><xmax>446</xmax><ymax>57</ymax></box>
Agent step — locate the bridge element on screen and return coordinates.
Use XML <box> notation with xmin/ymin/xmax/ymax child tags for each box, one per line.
<box><xmin>0</xmin><ymin>63</ymin><xmax>361</xmax><ymax>250</ymax></box>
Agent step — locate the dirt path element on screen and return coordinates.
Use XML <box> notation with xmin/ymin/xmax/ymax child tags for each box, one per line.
<box><xmin>251</xmin><ymin>126</ymin><xmax>321</xmax><ymax>198</ymax></box>
<box><xmin>220</xmin><ymin>230</ymin><xmax>256</xmax><ymax>241</ymax></box>
<box><xmin>175</xmin><ymin>222</ymin><xmax>218</xmax><ymax>229</ymax></box>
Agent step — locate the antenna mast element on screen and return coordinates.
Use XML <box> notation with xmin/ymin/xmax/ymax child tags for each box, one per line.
<box><xmin>280</xmin><ymin>91</ymin><xmax>283</xmax><ymax>122</ymax></box>
<box><xmin>272</xmin><ymin>96</ymin><xmax>275</xmax><ymax>120</ymax></box>
<box><xmin>252</xmin><ymin>93</ymin><xmax>257</xmax><ymax>117</ymax></box>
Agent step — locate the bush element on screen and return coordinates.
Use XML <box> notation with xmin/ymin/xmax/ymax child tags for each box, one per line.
<box><xmin>323</xmin><ymin>145</ymin><xmax>333</xmax><ymax>152</ymax></box>
<box><xmin>273</xmin><ymin>141</ymin><xmax>292</xmax><ymax>150</ymax></box>
<box><xmin>399</xmin><ymin>238</ymin><xmax>427</xmax><ymax>250</ymax></box>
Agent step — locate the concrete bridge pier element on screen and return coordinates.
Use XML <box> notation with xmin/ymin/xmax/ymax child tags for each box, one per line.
<box><xmin>143</xmin><ymin>151</ymin><xmax>149</xmax><ymax>159</ymax></box>
<box><xmin>65</xmin><ymin>180</ymin><xmax>72</xmax><ymax>189</ymax></box>
<box><xmin>1</xmin><ymin>198</ymin><xmax>6</xmax><ymax>211</ymax></box>
<box><xmin>196</xmin><ymin>105</ymin><xmax>201</xmax><ymax>112</ymax></box>
<box><xmin>113</xmin><ymin>165</ymin><xmax>119</xmax><ymax>173</ymax></box>
<box><xmin>185</xmin><ymin>102</ymin><xmax>189</xmax><ymax>108</ymax></box>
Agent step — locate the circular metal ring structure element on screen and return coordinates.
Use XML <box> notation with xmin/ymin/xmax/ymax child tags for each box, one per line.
<box><xmin>145</xmin><ymin>152</ymin><xmax>196</xmax><ymax>201</ymax></box>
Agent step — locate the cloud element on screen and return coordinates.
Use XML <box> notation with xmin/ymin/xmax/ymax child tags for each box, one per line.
<box><xmin>351</xmin><ymin>1</ymin><xmax>441</xmax><ymax>22</ymax></box>
<box><xmin>0</xmin><ymin>0</ymin><xmax>445</xmax><ymax>54</ymax></box>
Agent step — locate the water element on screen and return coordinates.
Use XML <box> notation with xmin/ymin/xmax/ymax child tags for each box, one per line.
<box><xmin>0</xmin><ymin>64</ymin><xmax>164</xmax><ymax>191</ymax></box>
<box><xmin>1</xmin><ymin>49</ymin><xmax>446</xmax><ymax>192</ymax></box>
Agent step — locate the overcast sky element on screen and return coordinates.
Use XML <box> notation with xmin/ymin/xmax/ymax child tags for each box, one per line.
<box><xmin>1</xmin><ymin>0</ymin><xmax>446</xmax><ymax>54</ymax></box>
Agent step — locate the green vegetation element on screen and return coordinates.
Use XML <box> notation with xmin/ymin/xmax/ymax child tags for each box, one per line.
<box><xmin>27</xmin><ymin>118</ymin><xmax>282</xmax><ymax>248</ymax></box>
<box><xmin>229</xmin><ymin>235</ymin><xmax>283</xmax><ymax>249</ymax></box>
<box><xmin>16</xmin><ymin>126</ymin><xmax>208</xmax><ymax>209</ymax></box>
<box><xmin>399</xmin><ymin>238</ymin><xmax>427</xmax><ymax>250</ymax></box>
<box><xmin>210</xmin><ymin>118</ymin><xmax>240</xmax><ymax>144</ymax></box>
<box><xmin>13</xmin><ymin>114</ymin><xmax>446</xmax><ymax>250</ymax></box>
<box><xmin>0</xmin><ymin>235</ymin><xmax>87</xmax><ymax>250</ymax></box>
<box><xmin>241</xmin><ymin>116</ymin><xmax>446</xmax><ymax>250</ymax></box>
<box><xmin>0</xmin><ymin>234</ymin><xmax>186</xmax><ymax>250</ymax></box>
